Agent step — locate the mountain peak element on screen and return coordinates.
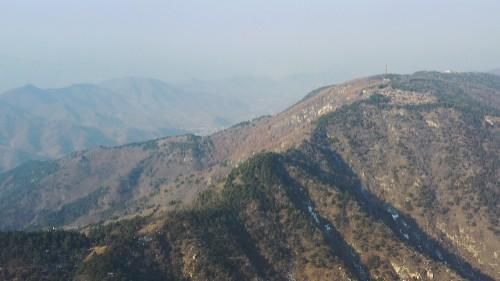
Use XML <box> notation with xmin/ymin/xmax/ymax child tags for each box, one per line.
<box><xmin>5</xmin><ymin>83</ymin><xmax>43</xmax><ymax>94</ymax></box>
<box><xmin>1</xmin><ymin>83</ymin><xmax>52</xmax><ymax>103</ymax></box>
<box><xmin>21</xmin><ymin>83</ymin><xmax>41</xmax><ymax>90</ymax></box>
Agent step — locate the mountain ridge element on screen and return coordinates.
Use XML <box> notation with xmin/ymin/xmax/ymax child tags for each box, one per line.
<box><xmin>0</xmin><ymin>76</ymin><xmax>282</xmax><ymax>172</ymax></box>
<box><xmin>0</xmin><ymin>74</ymin><xmax>334</xmax><ymax>172</ymax></box>
<box><xmin>0</xmin><ymin>71</ymin><xmax>499</xmax><ymax>280</ymax></box>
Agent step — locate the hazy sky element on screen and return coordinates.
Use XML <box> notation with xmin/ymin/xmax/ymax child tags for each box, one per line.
<box><xmin>0</xmin><ymin>0</ymin><xmax>499</xmax><ymax>92</ymax></box>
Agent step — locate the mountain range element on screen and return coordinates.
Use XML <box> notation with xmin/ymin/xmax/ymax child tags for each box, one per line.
<box><xmin>0</xmin><ymin>71</ymin><xmax>499</xmax><ymax>281</ymax></box>
<box><xmin>0</xmin><ymin>75</ymin><xmax>329</xmax><ymax>172</ymax></box>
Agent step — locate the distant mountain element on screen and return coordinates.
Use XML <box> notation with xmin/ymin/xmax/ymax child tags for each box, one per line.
<box><xmin>0</xmin><ymin>72</ymin><xmax>498</xmax><ymax>280</ymax></box>
<box><xmin>1</xmin><ymin>75</ymin><xmax>324</xmax><ymax>172</ymax></box>
<box><xmin>0</xmin><ymin>79</ymin><xmax>192</xmax><ymax>172</ymax></box>
<box><xmin>491</xmin><ymin>68</ymin><xmax>500</xmax><ymax>76</ymax></box>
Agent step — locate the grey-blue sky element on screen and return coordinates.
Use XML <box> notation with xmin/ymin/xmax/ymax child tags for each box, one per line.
<box><xmin>0</xmin><ymin>0</ymin><xmax>499</xmax><ymax>92</ymax></box>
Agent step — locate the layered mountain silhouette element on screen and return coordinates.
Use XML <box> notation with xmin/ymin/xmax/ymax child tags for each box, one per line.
<box><xmin>0</xmin><ymin>72</ymin><xmax>498</xmax><ymax>281</ymax></box>
<box><xmin>0</xmin><ymin>75</ymin><xmax>326</xmax><ymax>172</ymax></box>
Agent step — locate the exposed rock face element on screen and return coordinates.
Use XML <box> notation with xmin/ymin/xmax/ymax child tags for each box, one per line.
<box><xmin>0</xmin><ymin>72</ymin><xmax>499</xmax><ymax>281</ymax></box>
